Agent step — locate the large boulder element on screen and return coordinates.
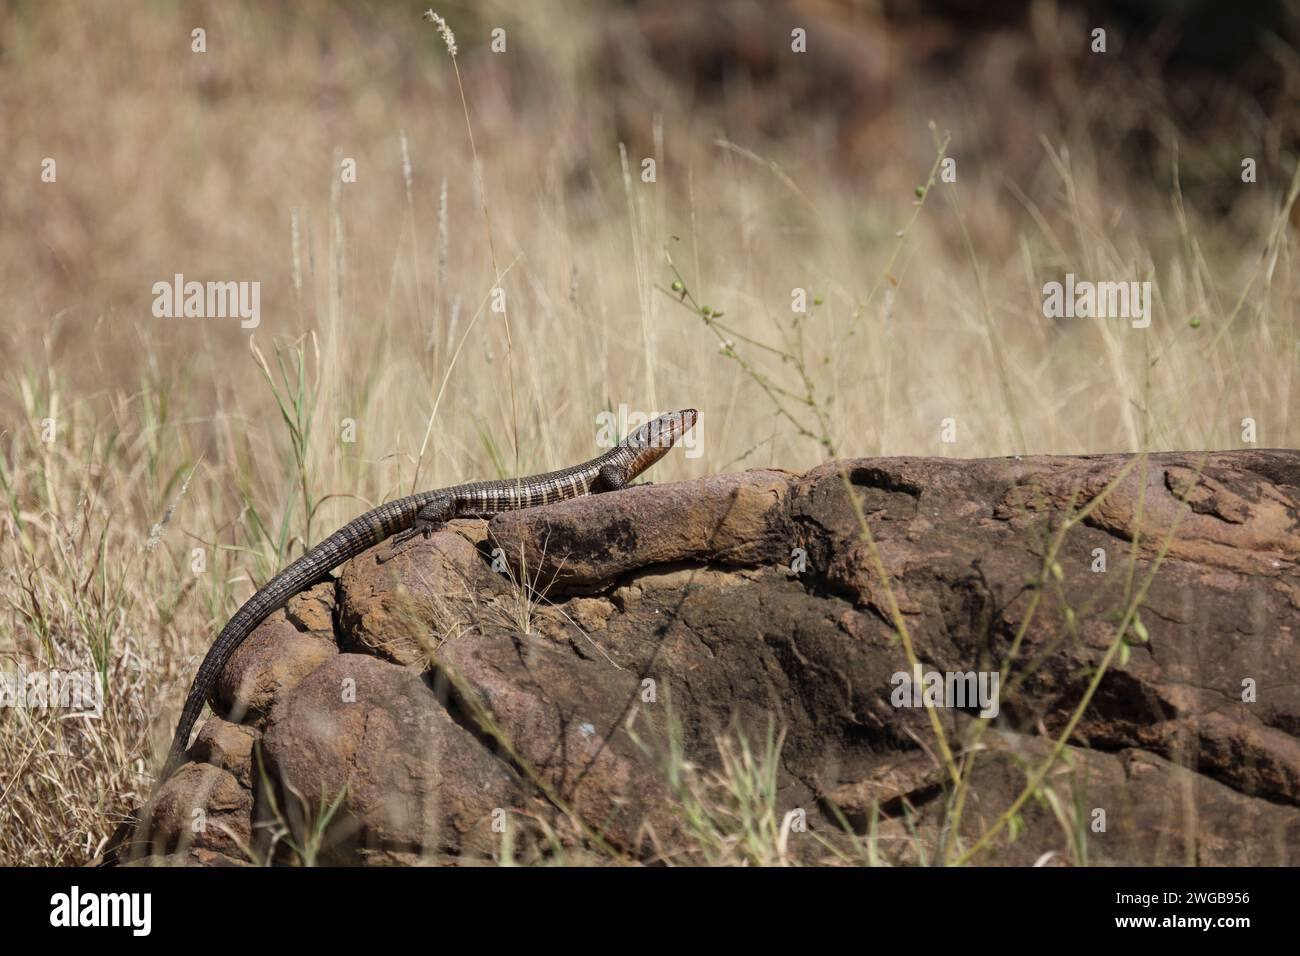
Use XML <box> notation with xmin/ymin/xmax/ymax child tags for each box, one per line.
<box><xmin>117</xmin><ymin>450</ymin><xmax>1300</xmax><ymax>865</ymax></box>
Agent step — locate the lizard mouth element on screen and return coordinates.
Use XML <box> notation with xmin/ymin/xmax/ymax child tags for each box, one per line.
<box><xmin>652</xmin><ymin>408</ymin><xmax>697</xmax><ymax>446</ymax></box>
<box><xmin>623</xmin><ymin>409</ymin><xmax>697</xmax><ymax>451</ymax></box>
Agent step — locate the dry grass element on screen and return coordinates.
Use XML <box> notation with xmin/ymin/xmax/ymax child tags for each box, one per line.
<box><xmin>0</xmin><ymin>1</ymin><xmax>1296</xmax><ymax>865</ymax></box>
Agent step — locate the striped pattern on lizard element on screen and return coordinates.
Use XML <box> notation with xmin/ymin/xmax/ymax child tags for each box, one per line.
<box><xmin>162</xmin><ymin>407</ymin><xmax>696</xmax><ymax>782</ymax></box>
<box><xmin>102</xmin><ymin>408</ymin><xmax>696</xmax><ymax>862</ymax></box>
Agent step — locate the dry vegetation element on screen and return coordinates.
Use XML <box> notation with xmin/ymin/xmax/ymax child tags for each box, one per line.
<box><xmin>0</xmin><ymin>1</ymin><xmax>1295</xmax><ymax>865</ymax></box>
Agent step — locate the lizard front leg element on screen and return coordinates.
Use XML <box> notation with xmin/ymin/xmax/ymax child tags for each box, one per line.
<box><xmin>594</xmin><ymin>464</ymin><xmax>628</xmax><ymax>492</ymax></box>
<box><xmin>391</xmin><ymin>494</ymin><xmax>456</xmax><ymax>546</ymax></box>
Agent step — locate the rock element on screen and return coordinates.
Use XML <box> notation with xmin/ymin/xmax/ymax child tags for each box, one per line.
<box><xmin>191</xmin><ymin>718</ymin><xmax>258</xmax><ymax>788</ymax></box>
<box><xmin>143</xmin><ymin>763</ymin><xmax>253</xmax><ymax>859</ymax></box>
<box><xmin>337</xmin><ymin>525</ymin><xmax>509</xmax><ymax>665</ymax></box>
<box><xmin>215</xmin><ymin>580</ymin><xmax>338</xmax><ymax>726</ymax></box>
<box><xmin>122</xmin><ymin>848</ymin><xmax>251</xmax><ymax>867</ymax></box>
<box><xmin>260</xmin><ymin>654</ymin><xmax>522</xmax><ymax>864</ymax></box>
<box><xmin>118</xmin><ymin>450</ymin><xmax>1300</xmax><ymax>865</ymax></box>
<box><xmin>849</xmin><ymin>731</ymin><xmax>1300</xmax><ymax>866</ymax></box>
<box><xmin>436</xmin><ymin>631</ymin><xmax>683</xmax><ymax>854</ymax></box>
<box><xmin>486</xmin><ymin>469</ymin><xmax>795</xmax><ymax>590</ymax></box>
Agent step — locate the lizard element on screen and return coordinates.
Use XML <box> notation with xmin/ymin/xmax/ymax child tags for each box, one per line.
<box><xmin>103</xmin><ymin>407</ymin><xmax>697</xmax><ymax>861</ymax></box>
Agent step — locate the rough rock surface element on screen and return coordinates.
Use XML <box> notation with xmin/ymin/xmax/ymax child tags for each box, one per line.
<box><xmin>125</xmin><ymin>450</ymin><xmax>1300</xmax><ymax>865</ymax></box>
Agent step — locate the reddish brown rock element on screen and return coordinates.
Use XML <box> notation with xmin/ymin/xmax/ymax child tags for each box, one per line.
<box><xmin>122</xmin><ymin>848</ymin><xmax>251</xmax><ymax>867</ymax></box>
<box><xmin>117</xmin><ymin>450</ymin><xmax>1300</xmax><ymax>866</ymax></box>
<box><xmin>191</xmin><ymin>717</ymin><xmax>259</xmax><ymax>788</ymax></box>
<box><xmin>260</xmin><ymin>654</ymin><xmax>522</xmax><ymax>863</ymax></box>
<box><xmin>337</xmin><ymin>524</ymin><xmax>510</xmax><ymax>665</ymax></box>
<box><xmin>215</xmin><ymin>579</ymin><xmax>338</xmax><ymax>726</ymax></box>
<box><xmin>436</xmin><ymin>631</ymin><xmax>682</xmax><ymax>854</ymax></box>
<box><xmin>851</xmin><ymin>732</ymin><xmax>1300</xmax><ymax>866</ymax></box>
<box><xmin>142</xmin><ymin>763</ymin><xmax>253</xmax><ymax>860</ymax></box>
<box><xmin>486</xmin><ymin>469</ymin><xmax>795</xmax><ymax>590</ymax></box>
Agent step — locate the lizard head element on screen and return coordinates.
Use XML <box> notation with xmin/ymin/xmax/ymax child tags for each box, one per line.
<box><xmin>620</xmin><ymin>408</ymin><xmax>697</xmax><ymax>475</ymax></box>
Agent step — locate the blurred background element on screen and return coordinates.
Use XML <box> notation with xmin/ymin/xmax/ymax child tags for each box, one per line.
<box><xmin>0</xmin><ymin>0</ymin><xmax>1297</xmax><ymax>863</ymax></box>
<box><xmin>4</xmin><ymin>0</ymin><xmax>1298</xmax><ymax>463</ymax></box>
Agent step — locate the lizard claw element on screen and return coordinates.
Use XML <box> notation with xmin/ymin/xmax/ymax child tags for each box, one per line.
<box><xmin>381</xmin><ymin>525</ymin><xmax>426</xmax><ymax>559</ymax></box>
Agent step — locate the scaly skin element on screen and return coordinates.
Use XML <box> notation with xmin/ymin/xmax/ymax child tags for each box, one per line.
<box><xmin>103</xmin><ymin>408</ymin><xmax>696</xmax><ymax>862</ymax></box>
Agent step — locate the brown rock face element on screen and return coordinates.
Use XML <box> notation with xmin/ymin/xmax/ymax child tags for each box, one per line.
<box><xmin>191</xmin><ymin>718</ymin><xmax>258</xmax><ymax>789</ymax></box>
<box><xmin>123</xmin><ymin>450</ymin><xmax>1300</xmax><ymax>865</ymax></box>
<box><xmin>215</xmin><ymin>580</ymin><xmax>339</xmax><ymax>726</ymax></box>
<box><xmin>145</xmin><ymin>763</ymin><xmax>253</xmax><ymax>859</ymax></box>
<box><xmin>260</xmin><ymin>654</ymin><xmax>520</xmax><ymax>863</ymax></box>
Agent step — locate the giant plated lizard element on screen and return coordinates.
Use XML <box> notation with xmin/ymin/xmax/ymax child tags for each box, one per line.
<box><xmin>102</xmin><ymin>408</ymin><xmax>696</xmax><ymax>861</ymax></box>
